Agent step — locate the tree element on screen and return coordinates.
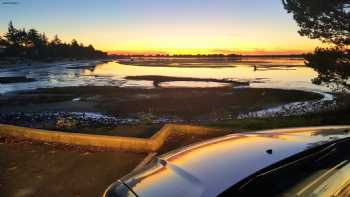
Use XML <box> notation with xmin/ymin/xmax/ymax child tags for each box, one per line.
<box><xmin>305</xmin><ymin>47</ymin><xmax>350</xmax><ymax>92</ymax></box>
<box><xmin>40</xmin><ymin>33</ymin><xmax>48</xmax><ymax>46</ymax></box>
<box><xmin>4</xmin><ymin>22</ymin><xmax>27</xmax><ymax>56</ymax></box>
<box><xmin>283</xmin><ymin>0</ymin><xmax>350</xmax><ymax>93</ymax></box>
<box><xmin>26</xmin><ymin>28</ymin><xmax>48</xmax><ymax>58</ymax></box>
<box><xmin>50</xmin><ymin>35</ymin><xmax>61</xmax><ymax>45</ymax></box>
<box><xmin>4</xmin><ymin>21</ymin><xmax>20</xmax><ymax>46</ymax></box>
<box><xmin>0</xmin><ymin>36</ymin><xmax>7</xmax><ymax>57</ymax></box>
<box><xmin>27</xmin><ymin>29</ymin><xmax>40</xmax><ymax>47</ymax></box>
<box><xmin>49</xmin><ymin>35</ymin><xmax>62</xmax><ymax>58</ymax></box>
<box><xmin>282</xmin><ymin>0</ymin><xmax>350</xmax><ymax>46</ymax></box>
<box><xmin>0</xmin><ymin>36</ymin><xmax>7</xmax><ymax>46</ymax></box>
<box><xmin>71</xmin><ymin>39</ymin><xmax>79</xmax><ymax>48</ymax></box>
<box><xmin>1</xmin><ymin>21</ymin><xmax>107</xmax><ymax>60</ymax></box>
<box><xmin>17</xmin><ymin>28</ymin><xmax>27</xmax><ymax>47</ymax></box>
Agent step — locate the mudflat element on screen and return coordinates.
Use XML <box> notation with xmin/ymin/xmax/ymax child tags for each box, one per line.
<box><xmin>0</xmin><ymin>86</ymin><xmax>322</xmax><ymax>117</ymax></box>
<box><xmin>0</xmin><ymin>86</ymin><xmax>323</xmax><ymax>134</ymax></box>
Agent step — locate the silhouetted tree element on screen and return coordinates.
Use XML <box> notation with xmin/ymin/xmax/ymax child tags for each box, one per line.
<box><xmin>283</xmin><ymin>0</ymin><xmax>350</xmax><ymax>46</ymax></box>
<box><xmin>26</xmin><ymin>28</ymin><xmax>40</xmax><ymax>58</ymax></box>
<box><xmin>5</xmin><ymin>21</ymin><xmax>20</xmax><ymax>46</ymax></box>
<box><xmin>1</xmin><ymin>21</ymin><xmax>107</xmax><ymax>60</ymax></box>
<box><xmin>48</xmin><ymin>35</ymin><xmax>62</xmax><ymax>58</ymax></box>
<box><xmin>283</xmin><ymin>0</ymin><xmax>350</xmax><ymax>93</ymax></box>
<box><xmin>0</xmin><ymin>36</ymin><xmax>7</xmax><ymax>57</ymax></box>
<box><xmin>50</xmin><ymin>35</ymin><xmax>61</xmax><ymax>45</ymax></box>
<box><xmin>4</xmin><ymin>21</ymin><xmax>24</xmax><ymax>56</ymax></box>
<box><xmin>71</xmin><ymin>39</ymin><xmax>79</xmax><ymax>48</ymax></box>
<box><xmin>0</xmin><ymin>36</ymin><xmax>7</xmax><ymax>47</ymax></box>
<box><xmin>306</xmin><ymin>48</ymin><xmax>350</xmax><ymax>91</ymax></box>
<box><xmin>41</xmin><ymin>33</ymin><xmax>48</xmax><ymax>46</ymax></box>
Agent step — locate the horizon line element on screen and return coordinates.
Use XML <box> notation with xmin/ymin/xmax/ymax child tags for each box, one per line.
<box><xmin>107</xmin><ymin>53</ymin><xmax>305</xmax><ymax>57</ymax></box>
<box><xmin>107</xmin><ymin>50</ymin><xmax>307</xmax><ymax>56</ymax></box>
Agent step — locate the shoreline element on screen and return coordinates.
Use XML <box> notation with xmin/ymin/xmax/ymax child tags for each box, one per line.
<box><xmin>238</xmin><ymin>90</ymin><xmax>336</xmax><ymax>119</ymax></box>
<box><xmin>125</xmin><ymin>75</ymin><xmax>249</xmax><ymax>88</ymax></box>
<box><xmin>0</xmin><ymin>58</ymin><xmax>111</xmax><ymax>70</ymax></box>
<box><xmin>116</xmin><ymin>57</ymin><xmax>305</xmax><ymax>68</ymax></box>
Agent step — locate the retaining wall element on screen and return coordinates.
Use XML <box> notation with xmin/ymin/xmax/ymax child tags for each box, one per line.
<box><xmin>0</xmin><ymin>123</ymin><xmax>226</xmax><ymax>153</ymax></box>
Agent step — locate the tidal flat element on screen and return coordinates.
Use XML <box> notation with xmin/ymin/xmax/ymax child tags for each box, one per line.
<box><xmin>0</xmin><ymin>86</ymin><xmax>323</xmax><ymax>135</ymax></box>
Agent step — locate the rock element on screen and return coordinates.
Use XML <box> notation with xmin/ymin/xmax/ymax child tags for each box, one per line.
<box><xmin>56</xmin><ymin>117</ymin><xmax>77</xmax><ymax>129</ymax></box>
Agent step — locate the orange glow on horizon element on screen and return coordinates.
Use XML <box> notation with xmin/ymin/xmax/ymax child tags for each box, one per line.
<box><xmin>107</xmin><ymin>48</ymin><xmax>315</xmax><ymax>56</ymax></box>
<box><xmin>30</xmin><ymin>17</ymin><xmax>327</xmax><ymax>56</ymax></box>
<box><xmin>102</xmin><ymin>36</ymin><xmax>325</xmax><ymax>55</ymax></box>
<box><xmin>1</xmin><ymin>0</ymin><xmax>330</xmax><ymax>56</ymax></box>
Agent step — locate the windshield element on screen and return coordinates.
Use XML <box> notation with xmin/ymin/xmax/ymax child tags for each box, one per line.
<box><xmin>221</xmin><ymin>139</ymin><xmax>350</xmax><ymax>197</ymax></box>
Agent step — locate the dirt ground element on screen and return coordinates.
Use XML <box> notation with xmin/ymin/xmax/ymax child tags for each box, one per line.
<box><xmin>0</xmin><ymin>137</ymin><xmax>146</xmax><ymax>197</ymax></box>
<box><xmin>0</xmin><ymin>125</ymin><xmax>232</xmax><ymax>197</ymax></box>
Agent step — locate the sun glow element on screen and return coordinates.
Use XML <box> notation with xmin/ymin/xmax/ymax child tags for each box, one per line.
<box><xmin>0</xmin><ymin>0</ymin><xmax>327</xmax><ymax>56</ymax></box>
<box><xmin>103</xmin><ymin>32</ymin><xmax>324</xmax><ymax>55</ymax></box>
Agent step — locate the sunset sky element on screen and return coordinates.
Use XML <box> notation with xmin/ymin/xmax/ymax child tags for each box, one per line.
<box><xmin>0</xmin><ymin>0</ymin><xmax>325</xmax><ymax>55</ymax></box>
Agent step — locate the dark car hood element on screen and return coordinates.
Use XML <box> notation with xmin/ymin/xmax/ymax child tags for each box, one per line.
<box><xmin>120</xmin><ymin>126</ymin><xmax>350</xmax><ymax>197</ymax></box>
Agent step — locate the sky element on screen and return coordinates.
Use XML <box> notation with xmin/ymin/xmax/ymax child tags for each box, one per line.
<box><xmin>0</xmin><ymin>0</ymin><xmax>325</xmax><ymax>55</ymax></box>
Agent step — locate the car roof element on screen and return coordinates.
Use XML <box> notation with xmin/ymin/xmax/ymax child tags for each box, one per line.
<box><xmin>122</xmin><ymin>126</ymin><xmax>350</xmax><ymax>197</ymax></box>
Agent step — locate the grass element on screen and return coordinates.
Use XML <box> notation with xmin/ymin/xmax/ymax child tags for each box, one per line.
<box><xmin>205</xmin><ymin>107</ymin><xmax>350</xmax><ymax>131</ymax></box>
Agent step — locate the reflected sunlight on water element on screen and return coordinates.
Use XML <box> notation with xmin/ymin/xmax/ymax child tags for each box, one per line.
<box><xmin>82</xmin><ymin>58</ymin><xmax>328</xmax><ymax>92</ymax></box>
<box><xmin>0</xmin><ymin>58</ymin><xmax>331</xmax><ymax>93</ymax></box>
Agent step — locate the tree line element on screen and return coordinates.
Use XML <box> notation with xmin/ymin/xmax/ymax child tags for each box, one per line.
<box><xmin>0</xmin><ymin>21</ymin><xmax>107</xmax><ymax>60</ymax></box>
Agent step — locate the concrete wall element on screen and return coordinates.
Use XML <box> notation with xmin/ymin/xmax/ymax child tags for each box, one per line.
<box><xmin>0</xmin><ymin>123</ymin><xmax>226</xmax><ymax>153</ymax></box>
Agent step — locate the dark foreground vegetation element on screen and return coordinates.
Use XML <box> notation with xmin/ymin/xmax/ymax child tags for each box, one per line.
<box><xmin>305</xmin><ymin>47</ymin><xmax>350</xmax><ymax>92</ymax></box>
<box><xmin>0</xmin><ymin>21</ymin><xmax>107</xmax><ymax>61</ymax></box>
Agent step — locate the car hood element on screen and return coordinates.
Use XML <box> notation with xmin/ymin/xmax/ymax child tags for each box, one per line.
<box><xmin>120</xmin><ymin>126</ymin><xmax>350</xmax><ymax>197</ymax></box>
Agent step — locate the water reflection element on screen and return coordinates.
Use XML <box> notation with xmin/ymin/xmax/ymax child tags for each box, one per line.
<box><xmin>0</xmin><ymin>58</ymin><xmax>331</xmax><ymax>94</ymax></box>
<box><xmin>84</xmin><ymin>58</ymin><xmax>329</xmax><ymax>92</ymax></box>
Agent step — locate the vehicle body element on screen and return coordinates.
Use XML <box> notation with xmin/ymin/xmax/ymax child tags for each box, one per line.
<box><xmin>104</xmin><ymin>126</ymin><xmax>350</xmax><ymax>197</ymax></box>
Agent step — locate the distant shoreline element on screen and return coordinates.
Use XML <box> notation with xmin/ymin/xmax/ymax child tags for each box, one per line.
<box><xmin>109</xmin><ymin>54</ymin><xmax>305</xmax><ymax>59</ymax></box>
<box><xmin>0</xmin><ymin>58</ymin><xmax>111</xmax><ymax>69</ymax></box>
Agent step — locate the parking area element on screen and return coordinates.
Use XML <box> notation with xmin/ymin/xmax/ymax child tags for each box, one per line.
<box><xmin>0</xmin><ymin>137</ymin><xmax>146</xmax><ymax>197</ymax></box>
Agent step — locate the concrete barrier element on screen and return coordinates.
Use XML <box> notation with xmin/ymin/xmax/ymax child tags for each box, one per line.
<box><xmin>149</xmin><ymin>124</ymin><xmax>228</xmax><ymax>149</ymax></box>
<box><xmin>0</xmin><ymin>123</ymin><xmax>227</xmax><ymax>153</ymax></box>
